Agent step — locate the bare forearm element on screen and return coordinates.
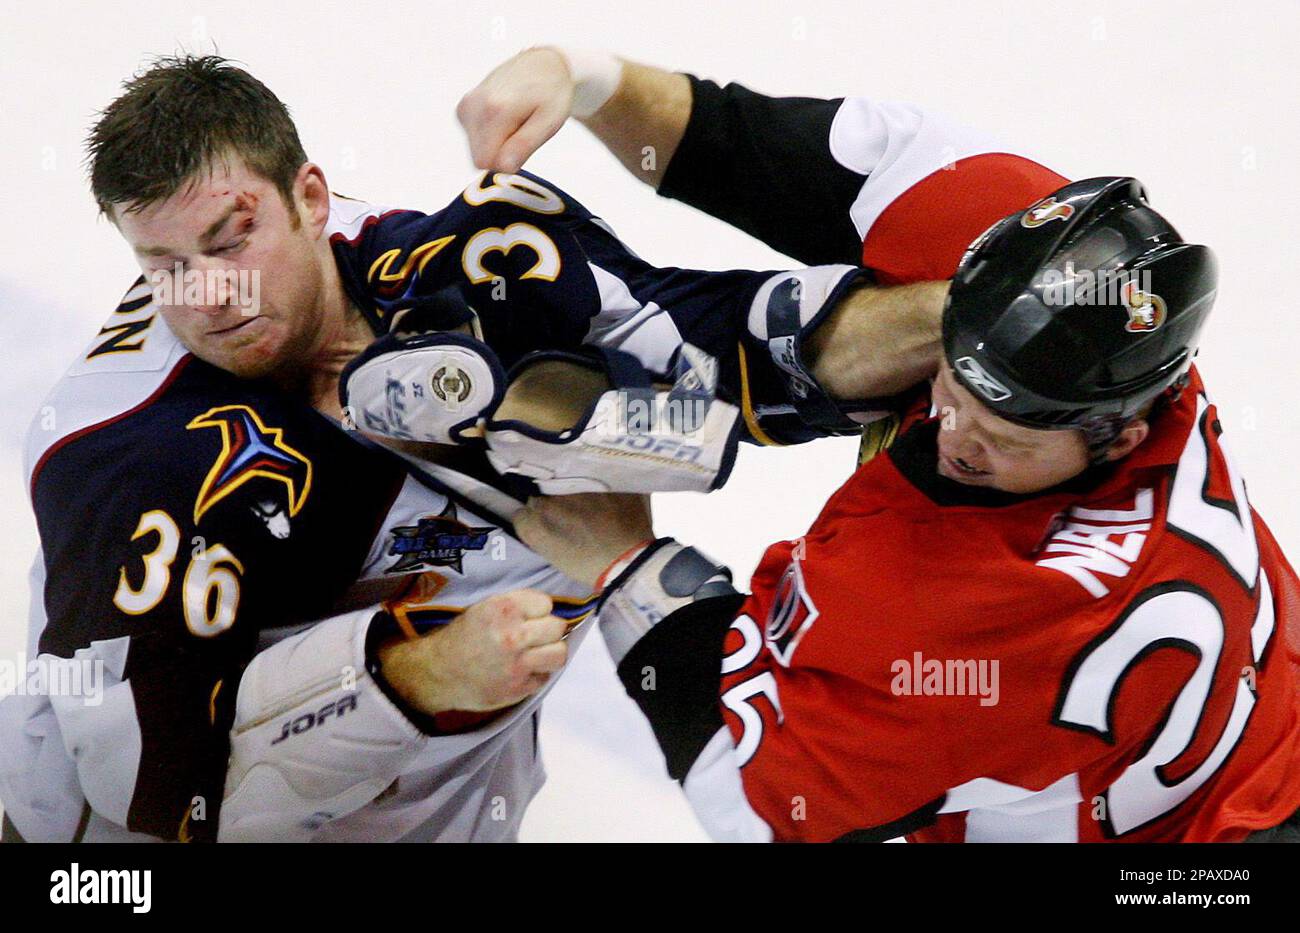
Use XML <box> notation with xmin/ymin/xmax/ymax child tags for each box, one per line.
<box><xmin>578</xmin><ymin>60</ymin><xmax>691</xmax><ymax>189</ymax></box>
<box><xmin>376</xmin><ymin>632</ymin><xmax>458</xmax><ymax>716</ymax></box>
<box><xmin>805</xmin><ymin>280</ymin><xmax>949</xmax><ymax>400</ymax></box>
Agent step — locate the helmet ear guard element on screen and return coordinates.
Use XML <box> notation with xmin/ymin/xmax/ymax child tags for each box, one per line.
<box><xmin>1075</xmin><ymin>368</ymin><xmax>1190</xmax><ymax>464</ymax></box>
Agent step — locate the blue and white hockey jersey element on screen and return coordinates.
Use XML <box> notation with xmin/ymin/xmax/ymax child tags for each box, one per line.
<box><xmin>2</xmin><ymin>172</ymin><xmax>858</xmax><ymax>842</ymax></box>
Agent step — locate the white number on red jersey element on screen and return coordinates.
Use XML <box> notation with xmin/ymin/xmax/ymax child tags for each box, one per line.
<box><xmin>1054</xmin><ymin>395</ymin><xmax>1274</xmax><ymax>836</ymax></box>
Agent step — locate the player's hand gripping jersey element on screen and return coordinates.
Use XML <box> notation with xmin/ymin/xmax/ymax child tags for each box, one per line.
<box><xmin>609</xmin><ymin>375</ymin><xmax>1300</xmax><ymax>841</ymax></box>
<box><xmin>2</xmin><ymin>173</ymin><xmax>852</xmax><ymax>842</ymax></box>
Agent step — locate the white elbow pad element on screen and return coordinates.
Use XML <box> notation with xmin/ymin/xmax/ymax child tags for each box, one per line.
<box><xmin>219</xmin><ymin>607</ymin><xmax>428</xmax><ymax>842</ymax></box>
<box><xmin>339</xmin><ymin>331</ymin><xmax>507</xmax><ymax>446</ymax></box>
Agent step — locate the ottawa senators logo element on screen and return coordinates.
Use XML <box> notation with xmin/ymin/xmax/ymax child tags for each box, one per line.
<box><xmin>1020</xmin><ymin>197</ymin><xmax>1075</xmax><ymax>228</ymax></box>
<box><xmin>766</xmin><ymin>561</ymin><xmax>819</xmax><ymax>666</ymax></box>
<box><xmin>1121</xmin><ymin>280</ymin><xmax>1168</xmax><ymax>332</ymax></box>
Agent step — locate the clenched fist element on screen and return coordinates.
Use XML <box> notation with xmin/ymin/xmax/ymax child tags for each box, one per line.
<box><xmin>376</xmin><ymin>589</ymin><xmax>569</xmax><ymax>716</ymax></box>
<box><xmin>456</xmin><ymin>47</ymin><xmax>575</xmax><ymax>174</ymax></box>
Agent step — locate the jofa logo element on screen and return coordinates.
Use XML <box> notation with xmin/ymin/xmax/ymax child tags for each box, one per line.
<box><xmin>270</xmin><ymin>694</ymin><xmax>358</xmax><ymax>745</ymax></box>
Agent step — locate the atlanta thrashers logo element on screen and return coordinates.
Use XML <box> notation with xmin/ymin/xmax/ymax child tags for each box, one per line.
<box><xmin>1121</xmin><ymin>280</ymin><xmax>1168</xmax><ymax>332</ymax></box>
<box><xmin>186</xmin><ymin>405</ymin><xmax>312</xmax><ymax>526</ymax></box>
<box><xmin>1020</xmin><ymin>196</ymin><xmax>1075</xmax><ymax>228</ymax></box>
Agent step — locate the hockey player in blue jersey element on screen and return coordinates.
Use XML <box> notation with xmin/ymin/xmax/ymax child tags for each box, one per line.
<box><xmin>1</xmin><ymin>55</ymin><xmax>940</xmax><ymax>842</ymax></box>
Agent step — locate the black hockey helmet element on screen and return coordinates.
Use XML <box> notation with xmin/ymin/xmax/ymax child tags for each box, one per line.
<box><xmin>942</xmin><ymin>177</ymin><xmax>1218</xmax><ymax>451</ymax></box>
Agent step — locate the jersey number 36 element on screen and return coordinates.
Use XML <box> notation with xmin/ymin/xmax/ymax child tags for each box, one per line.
<box><xmin>112</xmin><ymin>509</ymin><xmax>244</xmax><ymax>638</ymax></box>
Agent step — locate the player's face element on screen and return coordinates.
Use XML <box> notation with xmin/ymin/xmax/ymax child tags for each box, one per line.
<box><xmin>930</xmin><ymin>364</ymin><xmax>1092</xmax><ymax>494</ymax></box>
<box><xmin>112</xmin><ymin>157</ymin><xmax>329</xmax><ymax>379</ymax></box>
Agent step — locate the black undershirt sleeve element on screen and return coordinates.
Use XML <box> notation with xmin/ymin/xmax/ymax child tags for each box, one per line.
<box><xmin>614</xmin><ymin>593</ymin><xmax>745</xmax><ymax>782</ymax></box>
<box><xmin>657</xmin><ymin>75</ymin><xmax>867</xmax><ymax>266</ymax></box>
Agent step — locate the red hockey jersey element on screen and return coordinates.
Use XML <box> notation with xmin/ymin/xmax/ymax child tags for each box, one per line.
<box><xmin>624</xmin><ymin>77</ymin><xmax>1300</xmax><ymax>842</ymax></box>
<box><xmin>718</xmin><ymin>372</ymin><xmax>1300</xmax><ymax>841</ymax></box>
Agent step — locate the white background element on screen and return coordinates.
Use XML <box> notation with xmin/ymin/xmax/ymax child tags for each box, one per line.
<box><xmin>0</xmin><ymin>0</ymin><xmax>1296</xmax><ymax>841</ymax></box>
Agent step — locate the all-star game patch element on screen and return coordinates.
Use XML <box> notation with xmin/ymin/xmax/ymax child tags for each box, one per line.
<box><xmin>386</xmin><ymin>500</ymin><xmax>495</xmax><ymax>574</ymax></box>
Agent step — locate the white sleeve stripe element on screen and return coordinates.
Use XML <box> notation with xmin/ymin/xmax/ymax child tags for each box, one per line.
<box><xmin>47</xmin><ymin>636</ymin><xmax>140</xmax><ymax>827</ymax></box>
<box><xmin>828</xmin><ymin>97</ymin><xmax>1064</xmax><ymax>247</ymax></box>
<box><xmin>584</xmin><ymin>263</ymin><xmax>683</xmax><ymax>374</ymax></box>
<box><xmin>828</xmin><ymin>96</ymin><xmax>924</xmax><ymax>176</ymax></box>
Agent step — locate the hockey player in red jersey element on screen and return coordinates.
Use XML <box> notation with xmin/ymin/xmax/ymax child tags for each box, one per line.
<box><xmin>460</xmin><ymin>49</ymin><xmax>1300</xmax><ymax>841</ymax></box>
<box><xmin>515</xmin><ymin>177</ymin><xmax>1300</xmax><ymax>842</ymax></box>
